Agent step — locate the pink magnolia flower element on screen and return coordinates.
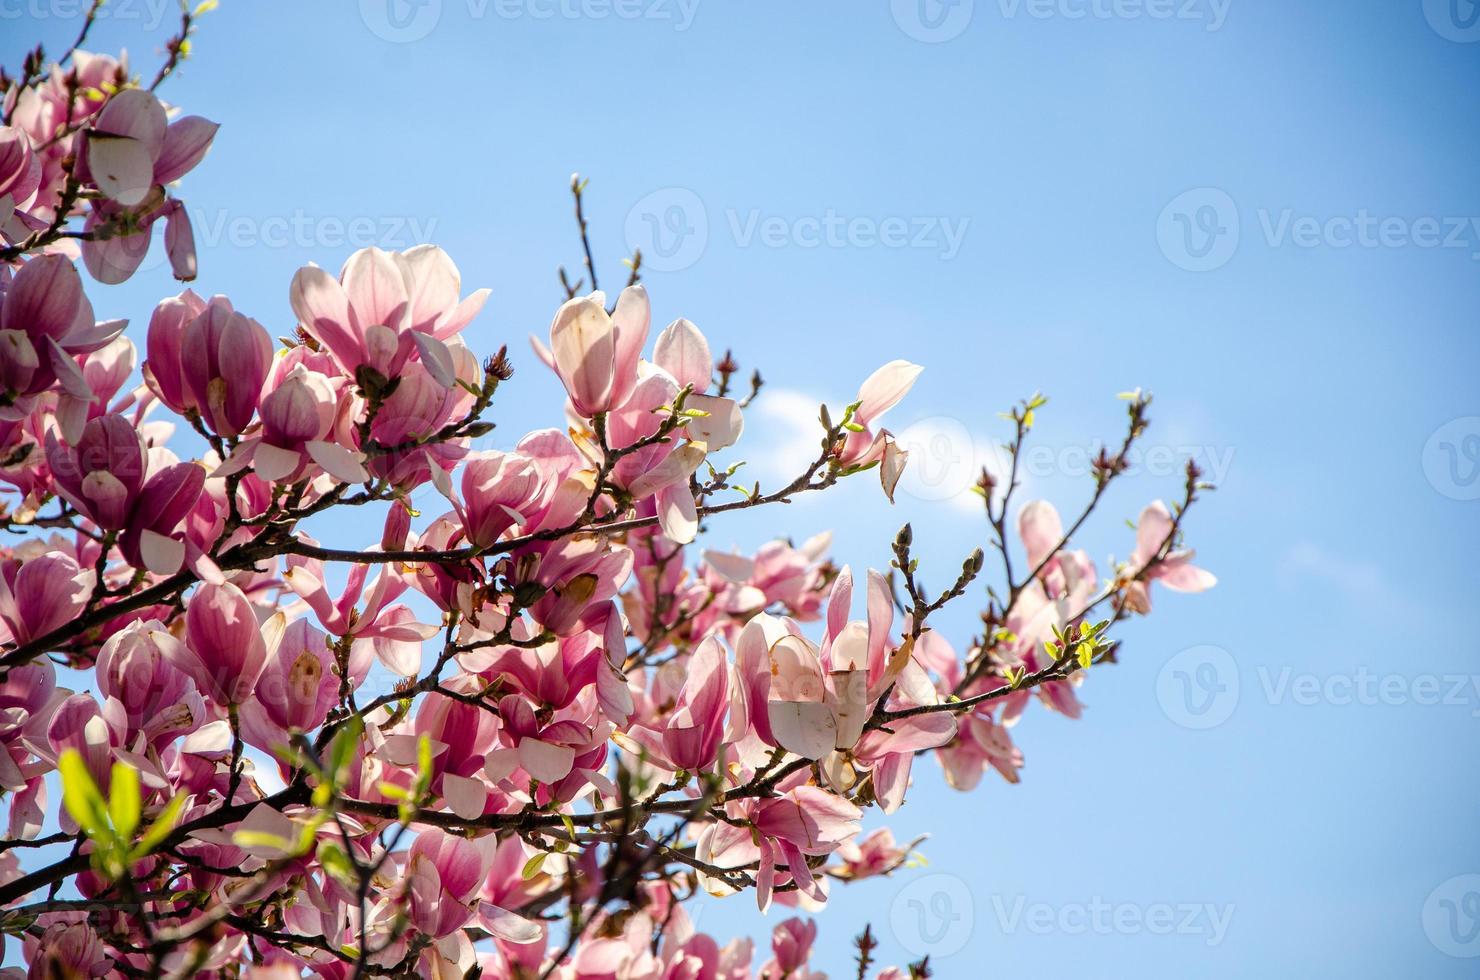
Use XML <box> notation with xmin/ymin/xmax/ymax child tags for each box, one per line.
<box><xmin>0</xmin><ymin>551</ymin><xmax>94</xmax><ymax>647</ymax></box>
<box><xmin>143</xmin><ymin>293</ymin><xmax>272</xmax><ymax>437</ymax></box>
<box><xmin>283</xmin><ymin>533</ymin><xmax>437</xmax><ymax>677</ymax></box>
<box><xmin>78</xmin><ymin>88</ymin><xmax>217</xmax><ymax>284</ymax></box>
<box><xmin>95</xmin><ymin>619</ymin><xmax>206</xmax><ymax>749</ymax></box>
<box><xmin>493</xmin><ymin>692</ymin><xmax>598</xmax><ymax>786</ymax></box>
<box><xmin>364</xmin><ymin>348</ymin><xmax>481</xmax><ymax>491</ymax></box>
<box><xmin>82</xmin><ymin>89</ymin><xmax>218</xmax><ymax>208</ymax></box>
<box><xmin>652</xmin><ymin>316</ymin><xmax>743</xmax><ymax>451</ymax></box>
<box><xmin>734</xmin><ymin>567</ymin><xmax>902</xmax><ymax>763</ymax></box>
<box><xmin>289</xmin><ymin>245</ymin><xmax>489</xmax><ymax>384</ymax></box>
<box><xmin>0</xmin><ymin>125</ymin><xmax>43</xmax><ymax>244</ymax></box>
<box><xmin>1122</xmin><ymin>499</ymin><xmax>1217</xmax><ymax>613</ymax></box>
<box><xmin>53</xmin><ymin>333</ymin><xmax>137</xmax><ymax>445</ymax></box>
<box><xmin>462</xmin><ymin>612</ymin><xmax>631</xmax><ymax>726</ymax></box>
<box><xmin>174</xmin><ymin>581</ymin><xmax>272</xmax><ymax>705</ymax></box>
<box><xmin>519</xmin><ymin>535</ymin><xmax>634</xmax><ymax>638</ymax></box>
<box><xmin>220</xmin><ymin>361</ymin><xmax>369</xmax><ymax>486</ymax></box>
<box><xmin>759</xmin><ymin>918</ymin><xmax>819</xmax><ymax>980</ymax></box>
<box><xmin>46</xmin><ymin>414</ymin><xmax>205</xmax><ymax>573</ymax></box>
<box><xmin>628</xmin><ymin>635</ymin><xmax>729</xmax><ymax>772</ymax></box>
<box><xmin>938</xmin><ymin>706</ymin><xmax>1024</xmax><ymax>790</ymax></box>
<box><xmin>0</xmin><ymin>660</ymin><xmax>59</xmax><ymax>839</ymax></box>
<box><xmin>695</xmin><ymin>782</ymin><xmax>862</xmax><ymax>910</ymax></box>
<box><xmin>406</xmin><ymin>830</ymin><xmax>539</xmax><ymax>951</ymax></box>
<box><xmin>238</xmin><ymin>618</ymin><xmax>339</xmax><ymax>755</ymax></box>
<box><xmin>836</xmin><ymin>359</ymin><xmax>921</xmax><ymax>501</ymax></box>
<box><xmin>542</xmin><ymin>285</ymin><xmax>649</xmax><ymax>417</ymax></box>
<box><xmin>19</xmin><ymin>918</ymin><xmax>108</xmax><ymax>980</ymax></box>
<box><xmin>603</xmin><ymin>373</ymin><xmax>709</xmax><ymax>544</ymax></box>
<box><xmin>458</xmin><ymin>450</ymin><xmax>546</xmax><ymax>549</ymax></box>
<box><xmin>828</xmin><ymin>828</ymin><xmax>914</xmax><ymax>881</ymax></box>
<box><xmin>0</xmin><ymin>255</ymin><xmax>125</xmax><ymax>416</ymax></box>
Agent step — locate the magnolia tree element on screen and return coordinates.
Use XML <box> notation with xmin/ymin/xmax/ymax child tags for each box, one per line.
<box><xmin>0</xmin><ymin>11</ymin><xmax>1216</xmax><ymax>980</ymax></box>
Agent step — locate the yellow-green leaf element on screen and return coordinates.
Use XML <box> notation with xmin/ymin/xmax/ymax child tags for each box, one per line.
<box><xmin>132</xmin><ymin>794</ymin><xmax>187</xmax><ymax>859</ymax></box>
<box><xmin>108</xmin><ymin>762</ymin><xmax>142</xmax><ymax>841</ymax></box>
<box><xmin>58</xmin><ymin>750</ymin><xmax>109</xmax><ymax>839</ymax></box>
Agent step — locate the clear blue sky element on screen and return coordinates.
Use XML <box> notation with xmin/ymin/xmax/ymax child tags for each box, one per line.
<box><xmin>11</xmin><ymin>1</ymin><xmax>1480</xmax><ymax>976</ymax></box>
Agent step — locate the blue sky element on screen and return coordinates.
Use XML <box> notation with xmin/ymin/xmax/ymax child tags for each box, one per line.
<box><xmin>10</xmin><ymin>0</ymin><xmax>1480</xmax><ymax>976</ymax></box>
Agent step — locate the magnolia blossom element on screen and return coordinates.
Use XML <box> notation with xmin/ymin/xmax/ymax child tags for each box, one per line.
<box><xmin>289</xmin><ymin>244</ymin><xmax>488</xmax><ymax>385</ymax></box>
<box><xmin>0</xmin><ymin>44</ymin><xmax>1218</xmax><ymax>972</ymax></box>
<box><xmin>1122</xmin><ymin>499</ymin><xmax>1217</xmax><ymax>612</ymax></box>
<box><xmin>79</xmin><ymin>88</ymin><xmax>218</xmax><ymax>283</ymax></box>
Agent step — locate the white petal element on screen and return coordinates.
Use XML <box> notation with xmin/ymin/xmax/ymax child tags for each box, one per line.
<box><xmin>442</xmin><ymin>773</ymin><xmax>487</xmax><ymax>820</ymax></box>
<box><xmin>138</xmin><ymin>529</ymin><xmax>185</xmax><ymax>575</ymax></box>
<box><xmin>478</xmin><ymin>902</ymin><xmax>543</xmax><ymax>944</ymax></box>
<box><xmin>685</xmin><ymin>394</ymin><xmax>743</xmax><ymax>451</ymax></box>
<box><xmin>305</xmin><ymin>440</ymin><xmax>369</xmax><ymax>484</ymax></box>
<box><xmin>411</xmin><ymin>331</ymin><xmax>456</xmax><ymax>387</ymax></box>
<box><xmin>87</xmin><ymin>134</ymin><xmax>155</xmax><ymax>207</ymax></box>
<box><xmin>767</xmin><ymin>700</ymin><xmax>836</xmax><ymax>760</ymax></box>
<box><xmin>252</xmin><ymin>443</ymin><xmax>301</xmax><ymax>483</ymax></box>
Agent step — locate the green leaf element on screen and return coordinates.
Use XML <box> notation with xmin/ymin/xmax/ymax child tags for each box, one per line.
<box><xmin>317</xmin><ymin>840</ymin><xmax>359</xmax><ymax>888</ymax></box>
<box><xmin>328</xmin><ymin>716</ymin><xmax>363</xmax><ymax>780</ymax></box>
<box><xmin>1076</xmin><ymin>644</ymin><xmax>1093</xmax><ymax>670</ymax></box>
<box><xmin>131</xmin><ymin>794</ymin><xmax>187</xmax><ymax>859</ymax></box>
<box><xmin>521</xmin><ymin>853</ymin><xmax>547</xmax><ymax>880</ymax></box>
<box><xmin>108</xmin><ymin>762</ymin><xmax>142</xmax><ymax>842</ymax></box>
<box><xmin>58</xmin><ymin>750</ymin><xmax>109</xmax><ymax>840</ymax></box>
